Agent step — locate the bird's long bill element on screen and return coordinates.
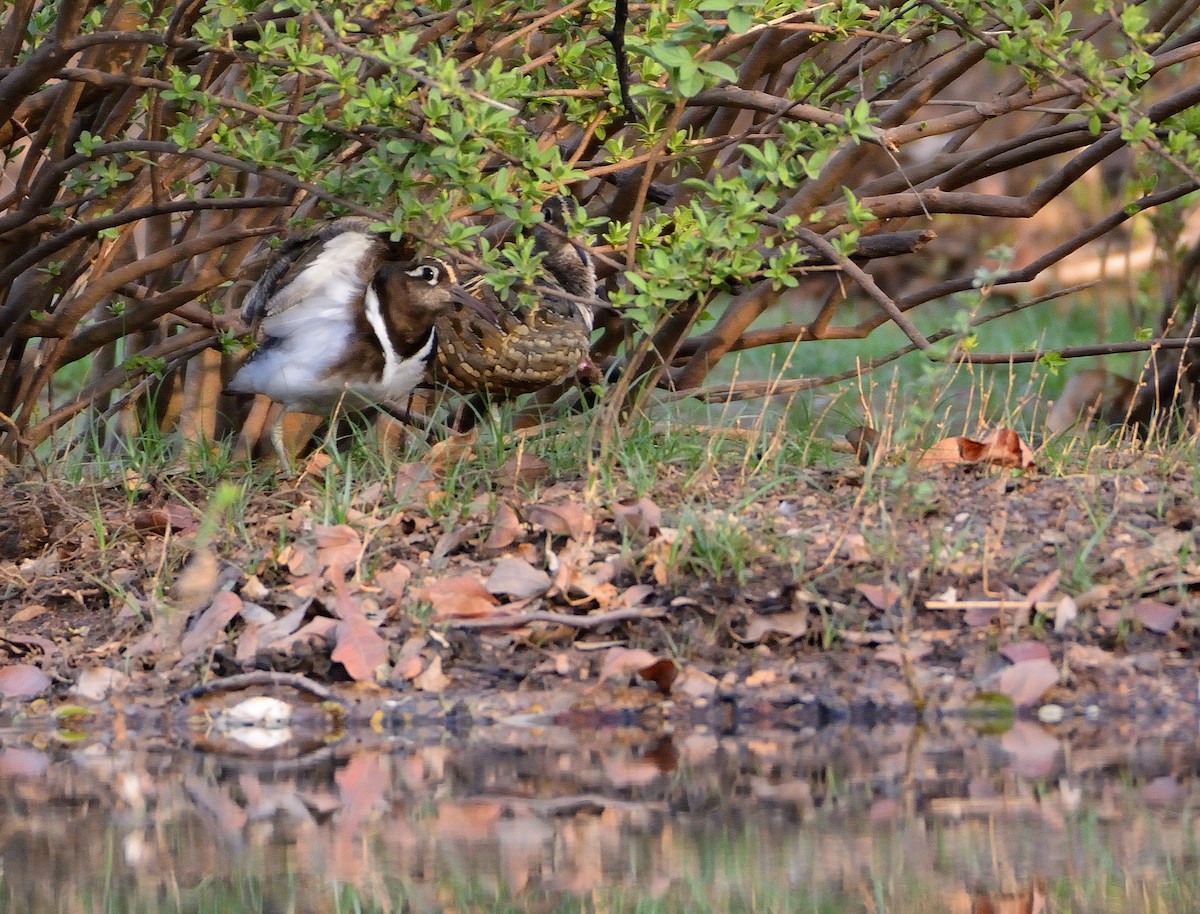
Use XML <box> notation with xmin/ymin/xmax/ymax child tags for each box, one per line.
<box><xmin>451</xmin><ymin>285</ymin><xmax>502</xmax><ymax>326</ymax></box>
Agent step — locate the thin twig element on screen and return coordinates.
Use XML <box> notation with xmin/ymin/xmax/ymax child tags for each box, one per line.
<box><xmin>444</xmin><ymin>605</ymin><xmax>664</xmax><ymax>630</ymax></box>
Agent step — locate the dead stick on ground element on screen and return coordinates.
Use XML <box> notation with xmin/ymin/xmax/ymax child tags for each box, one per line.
<box><xmin>445</xmin><ymin>606</ymin><xmax>665</xmax><ymax>630</ymax></box>
<box><xmin>179</xmin><ymin>671</ymin><xmax>337</xmax><ymax>702</ymax></box>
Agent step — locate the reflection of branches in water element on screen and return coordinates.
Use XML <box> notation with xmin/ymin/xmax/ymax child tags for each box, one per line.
<box><xmin>2</xmin><ymin>723</ymin><xmax>1199</xmax><ymax>908</ymax></box>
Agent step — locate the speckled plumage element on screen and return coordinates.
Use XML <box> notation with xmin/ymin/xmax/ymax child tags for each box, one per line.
<box><xmin>430</xmin><ymin>196</ymin><xmax>597</xmax><ymax>397</ymax></box>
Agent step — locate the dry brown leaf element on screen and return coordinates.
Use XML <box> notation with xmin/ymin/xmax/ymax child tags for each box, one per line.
<box><xmin>527</xmin><ymin>501</ymin><xmax>592</xmax><ymax>540</ymax></box>
<box><xmin>253</xmin><ymin>600</ymin><xmax>310</xmax><ymax>647</ymax></box>
<box><xmin>845</xmin><ymin>426</ymin><xmax>879</xmax><ymax>465</ymax></box>
<box><xmin>1143</xmin><ymin>775</ymin><xmax>1181</xmax><ymax>806</ymax></box>
<box><xmin>856</xmin><ymin>582</ymin><xmax>901</xmax><ymax>611</ymax></box>
<box><xmin>414</xmin><ymin>655</ymin><xmax>450</xmax><ymax>692</ymax></box>
<box><xmin>425</xmin><ymin>431</ymin><xmax>477</xmax><ymax>475</ymax></box>
<box><xmin>597</xmin><ymin>648</ymin><xmax>661</xmax><ymax>685</ymax></box>
<box><xmin>330</xmin><ymin>586</ymin><xmax>389</xmax><ymax>682</ymax></box>
<box><xmin>738</xmin><ymin>611</ymin><xmax>809</xmax><ymax>644</ymax></box>
<box><xmin>173</xmin><ymin>547</ymin><xmax>220</xmax><ymax>615</ymax></box>
<box><xmin>482</xmin><ymin>501</ymin><xmax>523</xmax><ymax>552</ymax></box>
<box><xmin>131</xmin><ymin>502</ymin><xmax>196</xmax><ymax>535</ymax></box>
<box><xmin>71</xmin><ymin>667</ymin><xmax>130</xmax><ymax>702</ymax></box>
<box><xmin>281</xmin><ymin>543</ymin><xmax>317</xmax><ymax>577</ymax></box>
<box><xmin>918</xmin><ymin>437</ymin><xmax>968</xmax><ymax>467</ymax></box>
<box><xmin>0</xmin><ymin>633</ymin><xmax>58</xmax><ymax>658</ymax></box>
<box><xmin>996</xmin><ymin>658</ymin><xmax>1059</xmax><ymax>708</ymax></box>
<box><xmin>0</xmin><ymin>664</ymin><xmax>50</xmax><ymax>699</ymax></box>
<box><xmin>964</xmin><ymin>604</ymin><xmax>998</xmax><ymax>627</ymax></box>
<box><xmin>1131</xmin><ymin>599</ymin><xmax>1180</xmax><ymax>633</ymax></box>
<box><xmin>841</xmin><ymin>532</ymin><xmax>871</xmax><ymax>563</ymax></box>
<box><xmin>876</xmin><ymin>642</ymin><xmax>932</xmax><ymax>665</ymax></box>
<box><xmin>180</xmin><ymin>591</ymin><xmax>243</xmax><ymax>658</ymax></box>
<box><xmin>745</xmin><ymin>670</ymin><xmax>777</xmax><ymax>687</ymax></box>
<box><xmin>393</xmin><ymin>652</ymin><xmax>425</xmax><ymax>681</ymax></box>
<box><xmin>1023</xmin><ymin>569</ymin><xmax>1061</xmax><ymax>607</ymax></box>
<box><xmin>314</xmin><ymin>524</ymin><xmax>362</xmax><ymax>577</ymax></box>
<box><xmin>674</xmin><ymin>667</ymin><xmax>719</xmax><ymax>698</ymax></box>
<box><xmin>638</xmin><ymin>658</ymin><xmax>679</xmax><ymax>694</ymax></box>
<box><xmin>8</xmin><ymin>604</ymin><xmax>48</xmax><ymax>624</ymax></box>
<box><xmin>263</xmin><ymin>616</ymin><xmax>337</xmax><ymax>652</ymax></box>
<box><xmin>431</xmin><ymin>523</ymin><xmax>480</xmax><ymax>565</ymax></box>
<box><xmin>920</xmin><ymin>427</ymin><xmax>1035</xmax><ymax>470</ymax></box>
<box><xmin>486</xmin><ymin>558</ymin><xmax>551</xmax><ymax>600</ymax></box>
<box><xmin>614</xmin><ymin>583</ymin><xmax>657</xmax><ymax>609</ymax></box>
<box><xmin>393</xmin><ymin>462</ymin><xmax>437</xmax><ymax>507</ymax></box>
<box><xmin>548</xmin><ymin>538</ymin><xmax>595</xmax><ymax>596</ymax></box>
<box><xmin>999</xmin><ymin>641</ymin><xmax>1051</xmax><ymax>664</ymax></box>
<box><xmin>612</xmin><ymin>497</ymin><xmax>663</xmax><ymax>539</ymax></box>
<box><xmin>499</xmin><ymin>452</ymin><xmax>550</xmax><ymax>487</ymax></box>
<box><xmin>976</xmin><ymin>428</ymin><xmax>1036</xmax><ymax>469</ymax></box>
<box><xmin>375</xmin><ymin>562</ymin><xmax>412</xmax><ymax>602</ymax></box>
<box><xmin>420</xmin><ymin>576</ymin><xmax>502</xmax><ymax>619</ymax></box>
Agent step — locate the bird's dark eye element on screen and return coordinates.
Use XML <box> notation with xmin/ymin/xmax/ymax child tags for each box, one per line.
<box><xmin>406</xmin><ymin>264</ymin><xmax>439</xmax><ymax>285</ymax></box>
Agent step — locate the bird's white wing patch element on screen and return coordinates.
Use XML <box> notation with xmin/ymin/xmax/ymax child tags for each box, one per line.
<box><xmin>260</xmin><ymin>232</ymin><xmax>377</xmax><ymax>337</ymax></box>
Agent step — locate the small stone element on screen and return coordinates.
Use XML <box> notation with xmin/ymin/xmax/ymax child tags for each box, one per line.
<box><xmin>1036</xmin><ymin>703</ymin><xmax>1064</xmax><ymax>724</ymax></box>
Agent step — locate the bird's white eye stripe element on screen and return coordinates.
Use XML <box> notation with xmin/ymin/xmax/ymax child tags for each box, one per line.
<box><xmin>406</xmin><ymin>264</ymin><xmax>439</xmax><ymax>285</ymax></box>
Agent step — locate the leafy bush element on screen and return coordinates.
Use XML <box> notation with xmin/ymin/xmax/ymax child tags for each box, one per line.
<box><xmin>3</xmin><ymin>0</ymin><xmax>1200</xmax><ymax>458</ymax></box>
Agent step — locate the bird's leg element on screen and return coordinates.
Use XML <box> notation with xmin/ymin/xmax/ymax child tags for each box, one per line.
<box><xmin>267</xmin><ymin>405</ymin><xmax>294</xmax><ymax>478</ymax></box>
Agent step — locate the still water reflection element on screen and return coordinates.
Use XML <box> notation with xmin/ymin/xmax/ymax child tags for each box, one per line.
<box><xmin>1</xmin><ymin>718</ymin><xmax>1197</xmax><ymax>913</ymax></box>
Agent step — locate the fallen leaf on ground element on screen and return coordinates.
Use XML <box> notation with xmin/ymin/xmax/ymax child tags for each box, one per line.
<box><xmin>330</xmin><ymin>586</ymin><xmax>389</xmax><ymax>682</ymax></box>
<box><xmin>486</xmin><ymin>558</ymin><xmax>551</xmax><ymax>600</ymax></box>
<box><xmin>996</xmin><ymin>657</ymin><xmax>1059</xmax><ymax>708</ymax></box>
<box><xmin>393</xmin><ymin>462</ymin><xmax>436</xmax><ymax>507</ymax></box>
<box><xmin>612</xmin><ymin>497</ymin><xmax>662</xmax><ymax>539</ymax></box>
<box><xmin>999</xmin><ymin>641</ymin><xmax>1051</xmax><ymax>664</ymax></box>
<box><xmin>1053</xmin><ymin>595</ymin><xmax>1078</xmax><ymax>632</ymax></box>
<box><xmin>482</xmin><ymin>501</ymin><xmax>523</xmax><ymax>552</ymax></box>
<box><xmin>419</xmin><ymin>576</ymin><xmax>502</xmax><ymax>619</ymax></box>
<box><xmin>527</xmin><ymin>501</ymin><xmax>592</xmax><ymax>540</ymax></box>
<box><xmin>876</xmin><ymin>641</ymin><xmax>932</xmax><ymax>665</ymax></box>
<box><xmin>845</xmin><ymin>426</ymin><xmax>879</xmax><ymax>465</ymax></box>
<box><xmin>737</xmin><ymin>611</ymin><xmax>809</xmax><ymax>643</ymax></box>
<box><xmin>314</xmin><ymin>525</ymin><xmax>362</xmax><ymax>577</ymax></box>
<box><xmin>841</xmin><ymin>533</ymin><xmax>871</xmax><ymax>563</ymax></box>
<box><xmin>1023</xmin><ymin>569</ymin><xmax>1061</xmax><ymax>607</ymax></box>
<box><xmin>614</xmin><ymin>583</ymin><xmax>657</xmax><ymax>609</ymax></box>
<box><xmin>132</xmin><ymin>502</ymin><xmax>196</xmax><ymax>535</ymax></box>
<box><xmin>180</xmin><ymin>591</ymin><xmax>243</xmax><ymax>658</ymax></box>
<box><xmin>674</xmin><ymin>667</ymin><xmax>718</xmax><ymax>698</ymax></box>
<box><xmin>597</xmin><ymin>648</ymin><xmax>677</xmax><ymax>693</ymax></box>
<box><xmin>414</xmin><ymin>655</ymin><xmax>450</xmax><ymax>692</ymax></box>
<box><xmin>173</xmin><ymin>547</ymin><xmax>220</xmax><ymax>614</ymax></box>
<box><xmin>425</xmin><ymin>431</ymin><xmax>477</xmax><ymax>475</ymax></box>
<box><xmin>919</xmin><ymin>427</ymin><xmax>1035</xmax><ymax>470</ymax></box>
<box><xmin>499</xmin><ymin>452</ymin><xmax>550</xmax><ymax>486</ymax></box>
<box><xmin>637</xmin><ymin>658</ymin><xmax>679</xmax><ymax>694</ymax></box>
<box><xmin>72</xmin><ymin>667</ymin><xmax>131</xmax><ymax>701</ymax></box>
<box><xmin>263</xmin><ymin>616</ymin><xmax>337</xmax><ymax>652</ymax></box>
<box><xmin>856</xmin><ymin>582</ymin><xmax>901</xmax><ymax>611</ymax></box>
<box><xmin>0</xmin><ymin>664</ymin><xmax>50</xmax><ymax>699</ymax></box>
<box><xmin>374</xmin><ymin>562</ymin><xmax>412</xmax><ymax>602</ymax></box>
<box><xmin>1131</xmin><ymin>599</ymin><xmax>1180</xmax><ymax>633</ymax></box>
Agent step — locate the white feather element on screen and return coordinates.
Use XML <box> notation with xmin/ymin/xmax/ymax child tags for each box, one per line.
<box><xmin>258</xmin><ymin>232</ymin><xmax>377</xmax><ymax>338</ymax></box>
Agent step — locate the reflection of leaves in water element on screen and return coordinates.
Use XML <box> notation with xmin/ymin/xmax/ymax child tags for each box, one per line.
<box><xmin>6</xmin><ymin>725</ymin><xmax>1200</xmax><ymax>913</ymax></box>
